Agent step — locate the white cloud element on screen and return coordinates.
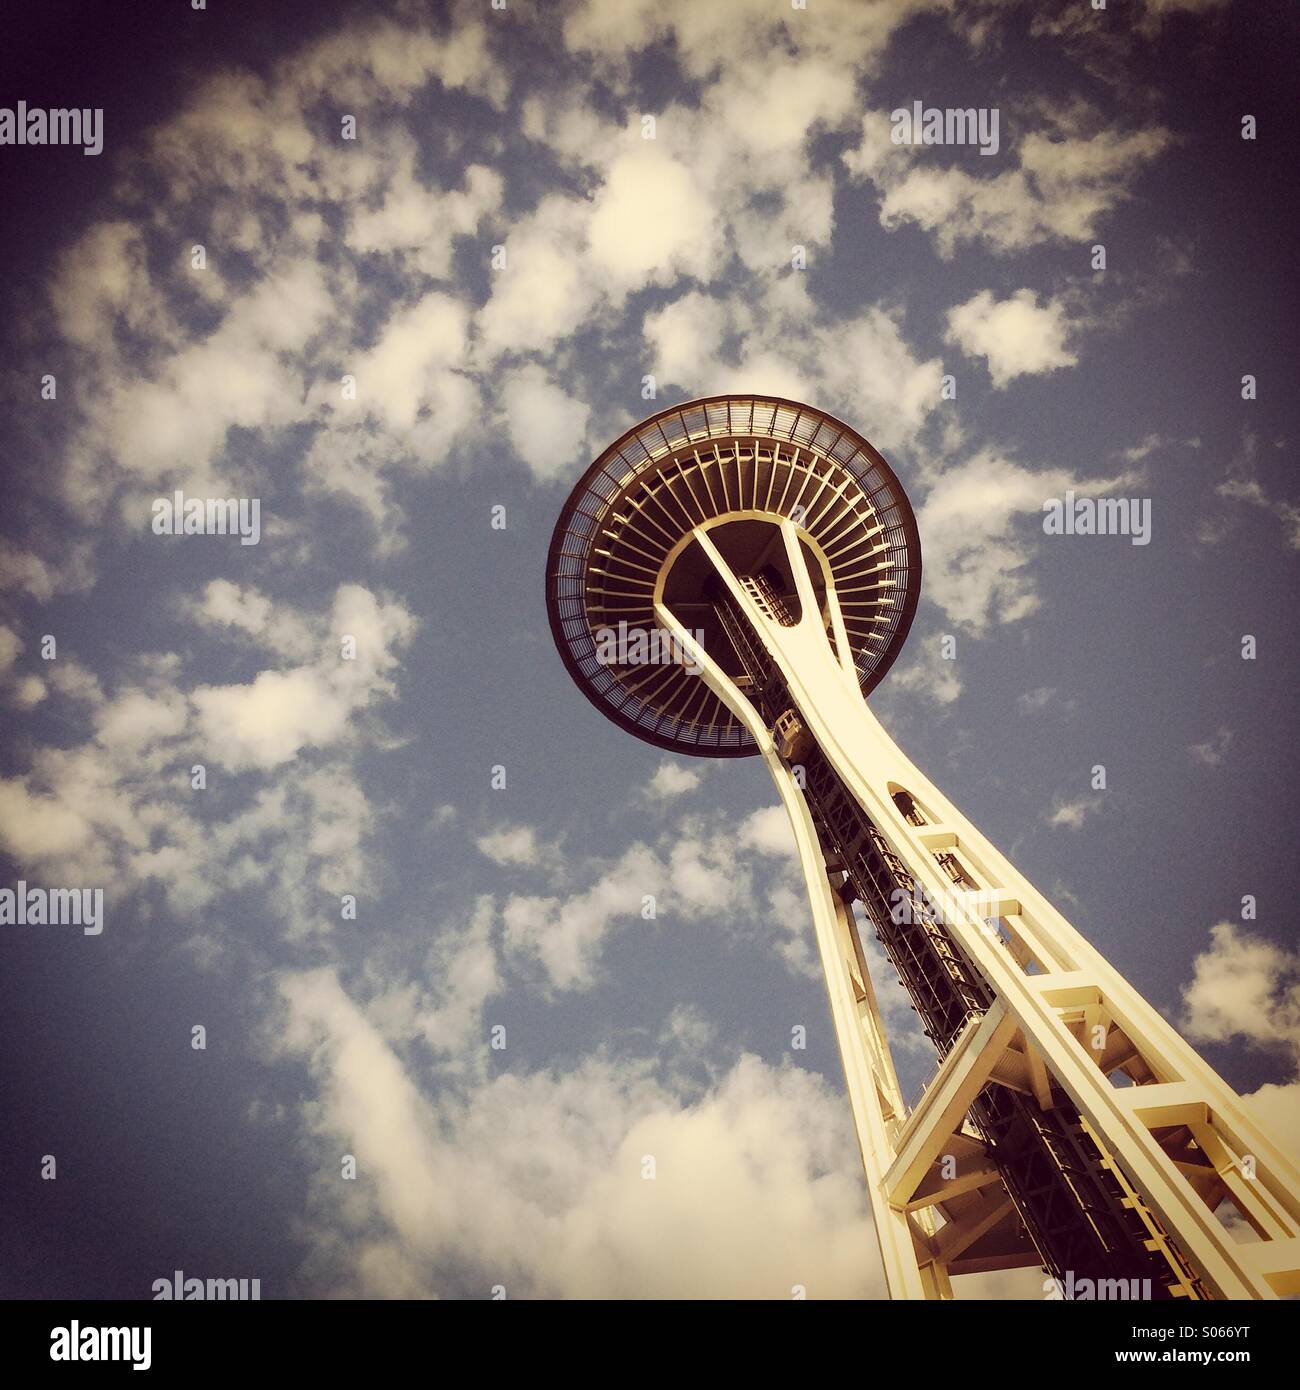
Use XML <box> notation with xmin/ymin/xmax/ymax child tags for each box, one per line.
<box><xmin>0</xmin><ymin>778</ymin><xmax>96</xmax><ymax>863</ymax></box>
<box><xmin>1047</xmin><ymin>795</ymin><xmax>1103</xmax><ymax>830</ymax></box>
<box><xmin>1179</xmin><ymin>923</ymin><xmax>1300</xmax><ymax>1161</ymax></box>
<box><xmin>738</xmin><ymin>805</ymin><xmax>794</xmax><ymax>858</ymax></box>
<box><xmin>945</xmin><ymin>289</ymin><xmax>1078</xmax><ymax>388</ymax></box>
<box><xmin>1244</xmin><ymin>1081</ymin><xmax>1300</xmax><ymax>1159</ymax></box>
<box><xmin>0</xmin><ymin>541</ymin><xmax>95</xmax><ymax>602</ymax></box>
<box><xmin>20</xmin><ymin>0</ymin><xmax>968</xmax><ymax>580</ymax></box>
<box><xmin>8</xmin><ymin>674</ymin><xmax>47</xmax><ymax>710</ymax></box>
<box><xmin>49</xmin><ymin>220</ymin><xmax>167</xmax><ymax>351</ymax></box>
<box><xmin>646</xmin><ymin>283</ymin><xmax>945</xmax><ymax>456</ymax></box>
<box><xmin>846</xmin><ymin>107</ymin><xmax>1171</xmax><ymax>257</ymax></box>
<box><xmin>191</xmin><ymin>585</ymin><xmax>414</xmax><ymax>771</ymax></box>
<box><xmin>645</xmin><ymin>762</ymin><xmax>703</xmax><ymax>800</ymax></box>
<box><xmin>497</xmin><ymin>804</ymin><xmax>826</xmax><ymax>991</ymax></box>
<box><xmin>24</xmin><ymin>17</ymin><xmax>511</xmax><ymax>551</ymax></box>
<box><xmin>0</xmin><ymin>587</ymin><xmax>403</xmax><ymax>934</ymax></box>
<box><xmin>562</xmin><ymin>0</ymin><xmax>937</xmax><ymax>88</ymax></box>
<box><xmin>1189</xmin><ymin>727</ymin><xmax>1232</xmax><ymax>767</ymax></box>
<box><xmin>95</xmin><ymin>687</ymin><xmax>189</xmax><ymax>750</ymax></box>
<box><xmin>1018</xmin><ymin>686</ymin><xmax>1056</xmax><ymax>715</ymax></box>
<box><xmin>1181</xmin><ymin>923</ymin><xmax>1300</xmax><ymax>1052</ymax></box>
<box><xmin>813</xmin><ymin>305</ymin><xmax>946</xmax><ymax>451</ymax></box>
<box><xmin>1216</xmin><ymin>430</ymin><xmax>1300</xmax><ymax>551</ymax></box>
<box><xmin>644</xmin><ymin>291</ymin><xmax>729</xmax><ymax>390</ymax></box>
<box><xmin>476</xmin><ymin>196</ymin><xmax>601</xmax><ymax>361</ymax></box>
<box><xmin>347</xmin><ymin>160</ymin><xmax>502</xmax><ymax>275</ymax></box>
<box><xmin>92</xmin><ymin>260</ymin><xmax>337</xmax><ymax>501</ymax></box>
<box><xmin>916</xmin><ymin>450</ymin><xmax>1135</xmax><ymax>634</ymax></box>
<box><xmin>587</xmin><ymin>147</ymin><xmax>722</xmax><ymax>289</ymax></box>
<box><xmin>0</xmin><ymin>624</ymin><xmax>21</xmax><ymax>676</ymax></box>
<box><xmin>288</xmin><ymin>16</ymin><xmax>508</xmax><ymax>110</ymax></box>
<box><xmin>192</xmin><ymin>669</ymin><xmax>351</xmax><ymax>771</ymax></box>
<box><xmin>276</xmin><ymin>965</ymin><xmax>881</xmax><ymax>1297</ymax></box>
<box><xmin>475</xmin><ymin>825</ymin><xmax>545</xmax><ymax>868</ymax></box>
<box><xmin>364</xmin><ymin>896</ymin><xmax>503</xmax><ymax>1063</ymax></box>
<box><xmin>1122</xmin><ymin>433</ymin><xmax>1199</xmax><ymax>463</ymax></box>
<box><xmin>186</xmin><ymin>580</ymin><xmax>324</xmax><ymax>663</ymax></box>
<box><xmin>193</xmin><ymin>579</ymin><xmax>272</xmax><ymax>636</ymax></box>
<box><xmin>499</xmin><ymin>363</ymin><xmax>592</xmax><ymax>482</ymax></box>
<box><xmin>345</xmin><ymin>293</ymin><xmax>474</xmax><ymax>435</ymax></box>
<box><xmin>503</xmin><ymin>842</ymin><xmax>662</xmax><ymax>991</ymax></box>
<box><xmin>886</xmin><ymin>638</ymin><xmax>963</xmax><ymax>707</ymax></box>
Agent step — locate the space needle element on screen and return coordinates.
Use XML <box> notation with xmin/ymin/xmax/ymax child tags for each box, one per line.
<box><xmin>546</xmin><ymin>395</ymin><xmax>1300</xmax><ymax>1299</ymax></box>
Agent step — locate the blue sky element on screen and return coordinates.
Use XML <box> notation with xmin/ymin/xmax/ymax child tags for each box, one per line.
<box><xmin>1</xmin><ymin>0</ymin><xmax>1297</xmax><ymax>1299</ymax></box>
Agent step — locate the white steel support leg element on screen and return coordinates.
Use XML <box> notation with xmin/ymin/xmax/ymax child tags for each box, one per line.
<box><xmin>654</xmin><ymin>516</ymin><xmax>1300</xmax><ymax>1300</ymax></box>
<box><xmin>656</xmin><ymin>594</ymin><xmax>935</xmax><ymax>1297</ymax></box>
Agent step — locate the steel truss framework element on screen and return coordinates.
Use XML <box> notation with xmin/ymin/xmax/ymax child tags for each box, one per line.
<box><xmin>546</xmin><ymin>397</ymin><xmax>1300</xmax><ymax>1299</ymax></box>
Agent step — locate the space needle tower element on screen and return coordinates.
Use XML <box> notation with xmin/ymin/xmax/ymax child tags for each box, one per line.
<box><xmin>545</xmin><ymin>395</ymin><xmax>1300</xmax><ymax>1300</ymax></box>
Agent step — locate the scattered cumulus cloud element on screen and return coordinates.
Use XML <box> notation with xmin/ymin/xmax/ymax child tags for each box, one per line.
<box><xmin>499</xmin><ymin>364</ymin><xmax>593</xmax><ymax>482</ymax></box>
<box><xmin>945</xmin><ymin>289</ymin><xmax>1079</xmax><ymax>388</ymax></box>
<box><xmin>1180</xmin><ymin>923</ymin><xmax>1300</xmax><ymax>1155</ymax></box>
<box><xmin>277</xmin><ymin>961</ymin><xmax>881</xmax><ymax>1297</ymax></box>
<box><xmin>916</xmin><ymin>451</ymin><xmax>1136</xmax><ymax>634</ymax></box>
<box><xmin>1019</xmin><ymin>686</ymin><xmax>1058</xmax><ymax>715</ymax></box>
<box><xmin>886</xmin><ymin>638</ymin><xmax>962</xmax><ymax>707</ymax></box>
<box><xmin>845</xmin><ymin>105</ymin><xmax>1171</xmax><ymax>258</ymax></box>
<box><xmin>1188</xmin><ymin>727</ymin><xmax>1232</xmax><ymax>767</ymax></box>
<box><xmin>645</xmin><ymin>762</ymin><xmax>704</xmax><ymax>800</ymax></box>
<box><xmin>1047</xmin><ymin>795</ymin><xmax>1103</xmax><ymax>830</ymax></box>
<box><xmin>1215</xmin><ymin>430</ymin><xmax>1300</xmax><ymax>551</ymax></box>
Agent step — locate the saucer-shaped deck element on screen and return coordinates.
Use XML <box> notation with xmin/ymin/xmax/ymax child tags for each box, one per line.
<box><xmin>546</xmin><ymin>395</ymin><xmax>922</xmax><ymax>756</ymax></box>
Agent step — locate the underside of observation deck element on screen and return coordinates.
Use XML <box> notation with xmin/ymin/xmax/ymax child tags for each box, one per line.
<box><xmin>545</xmin><ymin>395</ymin><xmax>921</xmax><ymax>755</ymax></box>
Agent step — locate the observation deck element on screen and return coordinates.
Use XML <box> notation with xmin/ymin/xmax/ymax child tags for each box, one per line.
<box><xmin>545</xmin><ymin>395</ymin><xmax>923</xmax><ymax>755</ymax></box>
